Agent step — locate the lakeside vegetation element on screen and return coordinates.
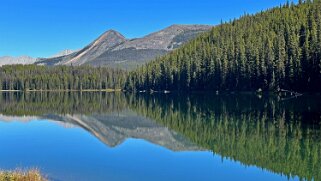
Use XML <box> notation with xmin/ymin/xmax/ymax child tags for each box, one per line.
<box><xmin>0</xmin><ymin>169</ymin><xmax>46</xmax><ymax>181</ymax></box>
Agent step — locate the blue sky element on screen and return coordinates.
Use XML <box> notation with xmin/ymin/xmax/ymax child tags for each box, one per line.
<box><xmin>0</xmin><ymin>0</ymin><xmax>292</xmax><ymax>57</ymax></box>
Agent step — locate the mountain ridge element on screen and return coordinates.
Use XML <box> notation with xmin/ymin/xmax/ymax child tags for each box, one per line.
<box><xmin>0</xmin><ymin>49</ymin><xmax>75</xmax><ymax>66</ymax></box>
<box><xmin>36</xmin><ymin>24</ymin><xmax>212</xmax><ymax>69</ymax></box>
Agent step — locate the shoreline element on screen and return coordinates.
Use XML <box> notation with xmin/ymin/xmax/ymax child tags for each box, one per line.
<box><xmin>0</xmin><ymin>89</ymin><xmax>320</xmax><ymax>95</ymax></box>
<box><xmin>0</xmin><ymin>89</ymin><xmax>122</xmax><ymax>93</ymax></box>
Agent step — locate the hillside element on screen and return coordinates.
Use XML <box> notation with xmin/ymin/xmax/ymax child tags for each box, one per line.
<box><xmin>126</xmin><ymin>1</ymin><xmax>321</xmax><ymax>92</ymax></box>
<box><xmin>36</xmin><ymin>25</ymin><xmax>212</xmax><ymax>69</ymax></box>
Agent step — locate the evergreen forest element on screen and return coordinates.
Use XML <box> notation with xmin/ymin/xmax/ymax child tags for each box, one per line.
<box><xmin>125</xmin><ymin>0</ymin><xmax>321</xmax><ymax>92</ymax></box>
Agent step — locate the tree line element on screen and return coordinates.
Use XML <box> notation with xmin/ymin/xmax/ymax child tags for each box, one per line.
<box><xmin>125</xmin><ymin>0</ymin><xmax>321</xmax><ymax>92</ymax></box>
<box><xmin>0</xmin><ymin>65</ymin><xmax>127</xmax><ymax>91</ymax></box>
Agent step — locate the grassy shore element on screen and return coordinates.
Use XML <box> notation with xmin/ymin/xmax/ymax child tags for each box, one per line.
<box><xmin>0</xmin><ymin>169</ymin><xmax>47</xmax><ymax>181</ymax></box>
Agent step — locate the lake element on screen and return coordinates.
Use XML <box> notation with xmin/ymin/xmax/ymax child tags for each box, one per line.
<box><xmin>0</xmin><ymin>92</ymin><xmax>320</xmax><ymax>181</ymax></box>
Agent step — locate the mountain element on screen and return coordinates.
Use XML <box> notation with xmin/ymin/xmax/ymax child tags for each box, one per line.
<box><xmin>126</xmin><ymin>1</ymin><xmax>321</xmax><ymax>92</ymax></box>
<box><xmin>0</xmin><ymin>56</ymin><xmax>37</xmax><ymax>66</ymax></box>
<box><xmin>36</xmin><ymin>25</ymin><xmax>212</xmax><ymax>69</ymax></box>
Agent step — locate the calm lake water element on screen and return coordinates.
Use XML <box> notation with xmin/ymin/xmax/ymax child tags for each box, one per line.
<box><xmin>0</xmin><ymin>92</ymin><xmax>320</xmax><ymax>181</ymax></box>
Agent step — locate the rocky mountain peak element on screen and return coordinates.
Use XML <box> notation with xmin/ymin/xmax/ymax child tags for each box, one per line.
<box><xmin>36</xmin><ymin>24</ymin><xmax>212</xmax><ymax>69</ymax></box>
<box><xmin>98</xmin><ymin>29</ymin><xmax>126</xmax><ymax>43</ymax></box>
<box><xmin>60</xmin><ymin>29</ymin><xmax>126</xmax><ymax>65</ymax></box>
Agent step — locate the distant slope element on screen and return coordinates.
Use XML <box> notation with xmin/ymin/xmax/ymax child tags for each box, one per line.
<box><xmin>0</xmin><ymin>49</ymin><xmax>75</xmax><ymax>66</ymax></box>
<box><xmin>36</xmin><ymin>25</ymin><xmax>212</xmax><ymax>69</ymax></box>
<box><xmin>0</xmin><ymin>56</ymin><xmax>37</xmax><ymax>66</ymax></box>
<box><xmin>126</xmin><ymin>1</ymin><xmax>321</xmax><ymax>92</ymax></box>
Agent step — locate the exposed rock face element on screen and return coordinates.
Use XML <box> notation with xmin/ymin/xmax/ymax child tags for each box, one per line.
<box><xmin>36</xmin><ymin>25</ymin><xmax>212</xmax><ymax>69</ymax></box>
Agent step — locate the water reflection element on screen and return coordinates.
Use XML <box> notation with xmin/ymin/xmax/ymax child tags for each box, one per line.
<box><xmin>0</xmin><ymin>92</ymin><xmax>320</xmax><ymax>181</ymax></box>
